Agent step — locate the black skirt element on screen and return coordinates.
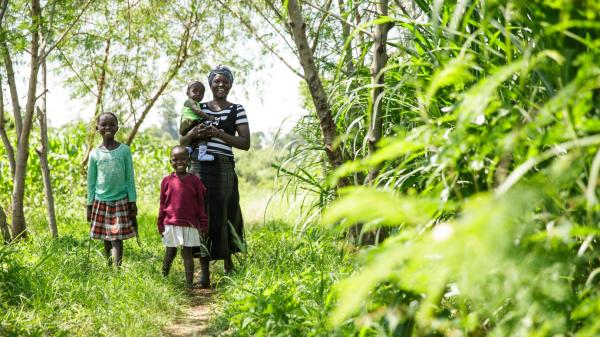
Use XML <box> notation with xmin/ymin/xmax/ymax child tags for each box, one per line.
<box><xmin>189</xmin><ymin>153</ymin><xmax>245</xmax><ymax>260</ymax></box>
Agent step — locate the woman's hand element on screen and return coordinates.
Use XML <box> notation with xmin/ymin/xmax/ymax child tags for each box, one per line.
<box><xmin>190</xmin><ymin>124</ymin><xmax>212</xmax><ymax>139</ymax></box>
<box><xmin>205</xmin><ymin>125</ymin><xmax>223</xmax><ymax>138</ymax></box>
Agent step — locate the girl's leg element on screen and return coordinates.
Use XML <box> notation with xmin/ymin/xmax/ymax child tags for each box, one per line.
<box><xmin>162</xmin><ymin>247</ymin><xmax>177</xmax><ymax>276</ymax></box>
<box><xmin>112</xmin><ymin>240</ymin><xmax>123</xmax><ymax>267</ymax></box>
<box><xmin>103</xmin><ymin>241</ymin><xmax>113</xmax><ymax>266</ymax></box>
<box><xmin>181</xmin><ymin>247</ymin><xmax>194</xmax><ymax>288</ymax></box>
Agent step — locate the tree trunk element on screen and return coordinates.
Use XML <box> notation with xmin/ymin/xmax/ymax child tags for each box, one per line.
<box><xmin>286</xmin><ymin>0</ymin><xmax>346</xmax><ymax>177</ymax></box>
<box><xmin>0</xmin><ymin>76</ymin><xmax>16</xmax><ymax>178</ymax></box>
<box><xmin>0</xmin><ymin>205</ymin><xmax>9</xmax><ymax>243</ymax></box>
<box><xmin>11</xmin><ymin>0</ymin><xmax>42</xmax><ymax>240</ymax></box>
<box><xmin>366</xmin><ymin>0</ymin><xmax>391</xmax><ymax>184</ymax></box>
<box><xmin>36</xmin><ymin>57</ymin><xmax>58</xmax><ymax>238</ymax></box>
<box><xmin>81</xmin><ymin>37</ymin><xmax>111</xmax><ymax>170</ymax></box>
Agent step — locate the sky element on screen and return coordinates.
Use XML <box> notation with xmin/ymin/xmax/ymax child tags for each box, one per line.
<box><xmin>44</xmin><ymin>58</ymin><xmax>308</xmax><ymax>135</ymax></box>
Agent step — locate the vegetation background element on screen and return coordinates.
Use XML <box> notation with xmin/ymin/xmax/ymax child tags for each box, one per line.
<box><xmin>1</xmin><ymin>0</ymin><xmax>600</xmax><ymax>336</ymax></box>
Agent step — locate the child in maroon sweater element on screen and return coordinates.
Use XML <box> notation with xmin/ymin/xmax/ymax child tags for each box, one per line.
<box><xmin>158</xmin><ymin>145</ymin><xmax>208</xmax><ymax>288</ymax></box>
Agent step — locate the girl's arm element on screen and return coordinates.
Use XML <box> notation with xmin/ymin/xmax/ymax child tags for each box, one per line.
<box><xmin>124</xmin><ymin>146</ymin><xmax>137</xmax><ymax>217</ymax></box>
<box><xmin>208</xmin><ymin>124</ymin><xmax>251</xmax><ymax>150</ymax></box>
<box><xmin>86</xmin><ymin>152</ymin><xmax>97</xmax><ymax>222</ymax></box>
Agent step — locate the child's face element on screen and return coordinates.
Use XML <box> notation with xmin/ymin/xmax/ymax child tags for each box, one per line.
<box><xmin>96</xmin><ymin>114</ymin><xmax>118</xmax><ymax>140</ymax></box>
<box><xmin>187</xmin><ymin>84</ymin><xmax>205</xmax><ymax>102</ymax></box>
<box><xmin>170</xmin><ymin>148</ymin><xmax>189</xmax><ymax>174</ymax></box>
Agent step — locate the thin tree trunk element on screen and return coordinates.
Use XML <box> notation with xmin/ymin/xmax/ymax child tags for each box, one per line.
<box><xmin>81</xmin><ymin>37</ymin><xmax>111</xmax><ymax>170</ymax></box>
<box><xmin>337</xmin><ymin>0</ymin><xmax>355</xmax><ymax>75</ymax></box>
<box><xmin>0</xmin><ymin>205</ymin><xmax>9</xmax><ymax>243</ymax></box>
<box><xmin>286</xmin><ymin>0</ymin><xmax>346</xmax><ymax>177</ymax></box>
<box><xmin>0</xmin><ymin>76</ymin><xmax>16</xmax><ymax>177</ymax></box>
<box><xmin>36</xmin><ymin>57</ymin><xmax>58</xmax><ymax>238</ymax></box>
<box><xmin>11</xmin><ymin>0</ymin><xmax>42</xmax><ymax>240</ymax></box>
<box><xmin>125</xmin><ymin>14</ymin><xmax>196</xmax><ymax>145</ymax></box>
<box><xmin>2</xmin><ymin>43</ymin><xmax>22</xmax><ymax>138</ymax></box>
<box><xmin>366</xmin><ymin>0</ymin><xmax>391</xmax><ymax>184</ymax></box>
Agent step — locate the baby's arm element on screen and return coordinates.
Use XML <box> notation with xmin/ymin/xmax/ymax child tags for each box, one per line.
<box><xmin>184</xmin><ymin>99</ymin><xmax>215</xmax><ymax>122</ymax></box>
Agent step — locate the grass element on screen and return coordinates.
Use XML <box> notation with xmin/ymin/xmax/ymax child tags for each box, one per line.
<box><xmin>207</xmin><ymin>221</ymin><xmax>358</xmax><ymax>337</ymax></box>
<box><xmin>0</xmin><ymin>205</ymin><xmax>190</xmax><ymax>336</ymax></box>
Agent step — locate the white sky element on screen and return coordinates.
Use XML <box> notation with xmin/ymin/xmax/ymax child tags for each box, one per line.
<box><xmin>44</xmin><ymin>59</ymin><xmax>307</xmax><ymax>135</ymax></box>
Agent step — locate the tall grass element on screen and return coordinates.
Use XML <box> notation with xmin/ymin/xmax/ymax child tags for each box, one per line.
<box><xmin>208</xmin><ymin>221</ymin><xmax>357</xmax><ymax>337</ymax></box>
<box><xmin>275</xmin><ymin>0</ymin><xmax>600</xmax><ymax>336</ymax></box>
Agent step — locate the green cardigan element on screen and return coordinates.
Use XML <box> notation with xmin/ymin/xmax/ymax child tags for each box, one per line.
<box><xmin>87</xmin><ymin>144</ymin><xmax>137</xmax><ymax>205</ymax></box>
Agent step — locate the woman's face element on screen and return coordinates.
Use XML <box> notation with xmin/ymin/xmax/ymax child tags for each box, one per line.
<box><xmin>210</xmin><ymin>74</ymin><xmax>232</xmax><ymax>99</ymax></box>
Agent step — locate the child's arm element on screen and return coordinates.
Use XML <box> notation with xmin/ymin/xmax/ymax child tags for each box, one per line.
<box><xmin>184</xmin><ymin>99</ymin><xmax>215</xmax><ymax>122</ymax></box>
<box><xmin>124</xmin><ymin>146</ymin><xmax>137</xmax><ymax>219</ymax></box>
<box><xmin>195</xmin><ymin>179</ymin><xmax>209</xmax><ymax>233</ymax></box>
<box><xmin>157</xmin><ymin>178</ymin><xmax>167</xmax><ymax>235</ymax></box>
<box><xmin>86</xmin><ymin>152</ymin><xmax>97</xmax><ymax>222</ymax></box>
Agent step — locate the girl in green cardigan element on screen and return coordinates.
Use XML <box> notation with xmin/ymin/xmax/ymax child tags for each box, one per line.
<box><xmin>87</xmin><ymin>112</ymin><xmax>137</xmax><ymax>267</ymax></box>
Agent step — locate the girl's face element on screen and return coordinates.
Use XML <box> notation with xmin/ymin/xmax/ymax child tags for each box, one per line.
<box><xmin>170</xmin><ymin>148</ymin><xmax>189</xmax><ymax>174</ymax></box>
<box><xmin>97</xmin><ymin>114</ymin><xmax>118</xmax><ymax>140</ymax></box>
<box><xmin>210</xmin><ymin>74</ymin><xmax>232</xmax><ymax>99</ymax></box>
<box><xmin>187</xmin><ymin>84</ymin><xmax>205</xmax><ymax>102</ymax></box>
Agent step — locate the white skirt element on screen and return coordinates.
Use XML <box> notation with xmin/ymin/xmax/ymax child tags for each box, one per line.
<box><xmin>162</xmin><ymin>225</ymin><xmax>201</xmax><ymax>247</ymax></box>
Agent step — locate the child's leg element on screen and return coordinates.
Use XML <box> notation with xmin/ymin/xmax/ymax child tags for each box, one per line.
<box><xmin>181</xmin><ymin>247</ymin><xmax>194</xmax><ymax>288</ymax></box>
<box><xmin>103</xmin><ymin>241</ymin><xmax>113</xmax><ymax>265</ymax></box>
<box><xmin>112</xmin><ymin>240</ymin><xmax>123</xmax><ymax>267</ymax></box>
<box><xmin>162</xmin><ymin>247</ymin><xmax>177</xmax><ymax>276</ymax></box>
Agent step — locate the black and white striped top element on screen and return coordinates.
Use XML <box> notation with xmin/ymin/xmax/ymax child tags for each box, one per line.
<box><xmin>199</xmin><ymin>103</ymin><xmax>249</xmax><ymax>157</ymax></box>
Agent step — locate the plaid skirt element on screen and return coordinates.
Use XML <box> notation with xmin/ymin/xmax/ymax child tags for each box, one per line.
<box><xmin>90</xmin><ymin>198</ymin><xmax>136</xmax><ymax>241</ymax></box>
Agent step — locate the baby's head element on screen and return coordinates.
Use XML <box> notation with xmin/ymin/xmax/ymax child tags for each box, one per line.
<box><xmin>186</xmin><ymin>81</ymin><xmax>205</xmax><ymax>102</ymax></box>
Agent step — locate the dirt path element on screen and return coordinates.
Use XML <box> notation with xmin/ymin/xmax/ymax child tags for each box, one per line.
<box><xmin>164</xmin><ymin>287</ymin><xmax>215</xmax><ymax>337</ymax></box>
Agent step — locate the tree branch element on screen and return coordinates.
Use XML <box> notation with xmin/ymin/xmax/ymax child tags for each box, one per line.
<box><xmin>303</xmin><ymin>0</ymin><xmax>373</xmax><ymax>38</ymax></box>
<box><xmin>216</xmin><ymin>0</ymin><xmax>305</xmax><ymax>79</ymax></box>
<box><xmin>0</xmin><ymin>75</ymin><xmax>15</xmax><ymax>178</ymax></box>
<box><xmin>42</xmin><ymin>0</ymin><xmax>94</xmax><ymax>60</ymax></box>
<box><xmin>310</xmin><ymin>0</ymin><xmax>334</xmax><ymax>54</ymax></box>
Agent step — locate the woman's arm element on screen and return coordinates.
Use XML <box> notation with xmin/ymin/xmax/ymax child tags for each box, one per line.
<box><xmin>209</xmin><ymin>124</ymin><xmax>250</xmax><ymax>150</ymax></box>
<box><xmin>179</xmin><ymin>124</ymin><xmax>211</xmax><ymax>146</ymax></box>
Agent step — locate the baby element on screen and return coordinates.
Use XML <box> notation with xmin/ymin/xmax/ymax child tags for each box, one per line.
<box><xmin>179</xmin><ymin>81</ymin><xmax>218</xmax><ymax>161</ymax></box>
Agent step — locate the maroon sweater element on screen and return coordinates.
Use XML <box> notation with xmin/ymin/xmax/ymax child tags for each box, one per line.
<box><xmin>157</xmin><ymin>173</ymin><xmax>208</xmax><ymax>233</ymax></box>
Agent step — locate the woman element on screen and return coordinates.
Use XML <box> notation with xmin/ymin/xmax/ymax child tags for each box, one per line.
<box><xmin>180</xmin><ymin>65</ymin><xmax>250</xmax><ymax>288</ymax></box>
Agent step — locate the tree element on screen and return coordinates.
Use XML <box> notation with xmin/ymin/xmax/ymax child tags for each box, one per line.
<box><xmin>2</xmin><ymin>0</ymin><xmax>91</xmax><ymax>239</ymax></box>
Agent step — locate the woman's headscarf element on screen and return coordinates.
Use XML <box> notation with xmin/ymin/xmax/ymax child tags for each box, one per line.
<box><xmin>208</xmin><ymin>65</ymin><xmax>234</xmax><ymax>86</ymax></box>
